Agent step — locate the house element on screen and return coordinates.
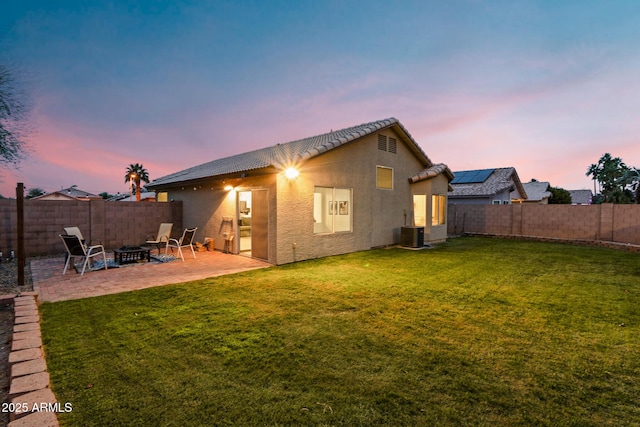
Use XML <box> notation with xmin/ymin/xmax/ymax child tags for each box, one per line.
<box><xmin>512</xmin><ymin>181</ymin><xmax>551</xmax><ymax>204</ymax></box>
<box><xmin>32</xmin><ymin>186</ymin><xmax>102</xmax><ymax>201</ymax></box>
<box><xmin>108</xmin><ymin>191</ymin><xmax>157</xmax><ymax>202</ymax></box>
<box><xmin>448</xmin><ymin>167</ymin><xmax>527</xmax><ymax>205</ymax></box>
<box><xmin>569</xmin><ymin>189</ymin><xmax>593</xmax><ymax>205</ymax></box>
<box><xmin>147</xmin><ymin>118</ymin><xmax>454</xmax><ymax>265</ymax></box>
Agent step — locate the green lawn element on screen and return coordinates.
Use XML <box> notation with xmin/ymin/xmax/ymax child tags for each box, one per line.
<box><xmin>40</xmin><ymin>237</ymin><xmax>640</xmax><ymax>426</ymax></box>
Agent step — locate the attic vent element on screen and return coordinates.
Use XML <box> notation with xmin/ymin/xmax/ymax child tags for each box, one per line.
<box><xmin>388</xmin><ymin>137</ymin><xmax>397</xmax><ymax>154</ymax></box>
<box><xmin>377</xmin><ymin>134</ymin><xmax>397</xmax><ymax>154</ymax></box>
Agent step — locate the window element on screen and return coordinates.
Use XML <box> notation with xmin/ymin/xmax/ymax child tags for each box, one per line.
<box><xmin>376</xmin><ymin>166</ymin><xmax>393</xmax><ymax>189</ymax></box>
<box><xmin>314</xmin><ymin>187</ymin><xmax>352</xmax><ymax>234</ymax></box>
<box><xmin>413</xmin><ymin>195</ymin><xmax>426</xmax><ymax>227</ymax></box>
<box><xmin>431</xmin><ymin>194</ymin><xmax>446</xmax><ymax>226</ymax></box>
<box><xmin>492</xmin><ymin>200</ymin><xmax>501</xmax><ymax>205</ymax></box>
<box><xmin>157</xmin><ymin>192</ymin><xmax>168</xmax><ymax>202</ymax></box>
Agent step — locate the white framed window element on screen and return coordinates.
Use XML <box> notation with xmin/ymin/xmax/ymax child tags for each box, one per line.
<box><xmin>492</xmin><ymin>200</ymin><xmax>501</xmax><ymax>205</ymax></box>
<box><xmin>431</xmin><ymin>194</ymin><xmax>446</xmax><ymax>226</ymax></box>
<box><xmin>376</xmin><ymin>166</ymin><xmax>393</xmax><ymax>189</ymax></box>
<box><xmin>314</xmin><ymin>187</ymin><xmax>353</xmax><ymax>234</ymax></box>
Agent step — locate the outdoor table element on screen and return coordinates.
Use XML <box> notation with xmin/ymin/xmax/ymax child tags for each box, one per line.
<box><xmin>113</xmin><ymin>246</ymin><xmax>151</xmax><ymax>265</ymax></box>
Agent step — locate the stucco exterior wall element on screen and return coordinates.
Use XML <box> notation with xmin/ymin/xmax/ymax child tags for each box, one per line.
<box><xmin>275</xmin><ymin>128</ymin><xmax>436</xmax><ymax>264</ymax></box>
<box><xmin>275</xmin><ymin>136</ymin><xmax>374</xmax><ymax>264</ymax></box>
<box><xmin>411</xmin><ymin>174</ymin><xmax>450</xmax><ymax>243</ymax></box>
<box><xmin>162</xmin><ymin>174</ymin><xmax>278</xmax><ymax>263</ymax></box>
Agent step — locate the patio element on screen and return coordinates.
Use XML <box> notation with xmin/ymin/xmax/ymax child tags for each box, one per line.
<box><xmin>31</xmin><ymin>250</ymin><xmax>272</xmax><ymax>303</ymax></box>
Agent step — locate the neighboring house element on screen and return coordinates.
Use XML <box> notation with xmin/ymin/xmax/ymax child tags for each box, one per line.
<box><xmin>108</xmin><ymin>191</ymin><xmax>157</xmax><ymax>202</ymax></box>
<box><xmin>147</xmin><ymin>117</ymin><xmax>454</xmax><ymax>265</ymax></box>
<box><xmin>448</xmin><ymin>167</ymin><xmax>527</xmax><ymax>205</ymax></box>
<box><xmin>569</xmin><ymin>189</ymin><xmax>593</xmax><ymax>205</ymax></box>
<box><xmin>32</xmin><ymin>186</ymin><xmax>102</xmax><ymax>201</ymax></box>
<box><xmin>512</xmin><ymin>181</ymin><xmax>551</xmax><ymax>204</ymax></box>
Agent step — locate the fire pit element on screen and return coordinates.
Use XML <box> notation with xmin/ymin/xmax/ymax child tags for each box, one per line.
<box><xmin>113</xmin><ymin>246</ymin><xmax>151</xmax><ymax>265</ymax></box>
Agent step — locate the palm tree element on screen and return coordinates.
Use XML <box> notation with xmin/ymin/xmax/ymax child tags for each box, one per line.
<box><xmin>586</xmin><ymin>163</ymin><xmax>600</xmax><ymax>195</ymax></box>
<box><xmin>124</xmin><ymin>163</ymin><xmax>150</xmax><ymax>202</ymax></box>
<box><xmin>586</xmin><ymin>153</ymin><xmax>628</xmax><ymax>202</ymax></box>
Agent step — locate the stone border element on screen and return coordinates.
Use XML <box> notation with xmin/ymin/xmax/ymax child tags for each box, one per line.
<box><xmin>0</xmin><ymin>292</ymin><xmax>59</xmax><ymax>427</ymax></box>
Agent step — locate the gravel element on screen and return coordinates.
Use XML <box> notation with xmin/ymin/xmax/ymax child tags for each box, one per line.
<box><xmin>0</xmin><ymin>258</ymin><xmax>35</xmax><ymax>295</ymax></box>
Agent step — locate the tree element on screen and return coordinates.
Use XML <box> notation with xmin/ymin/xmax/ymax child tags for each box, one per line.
<box><xmin>619</xmin><ymin>167</ymin><xmax>640</xmax><ymax>204</ymax></box>
<box><xmin>124</xmin><ymin>163</ymin><xmax>150</xmax><ymax>202</ymax></box>
<box><xmin>99</xmin><ymin>191</ymin><xmax>114</xmax><ymax>200</ymax></box>
<box><xmin>0</xmin><ymin>64</ymin><xmax>32</xmax><ymax>166</ymax></box>
<box><xmin>25</xmin><ymin>187</ymin><xmax>45</xmax><ymax>199</ymax></box>
<box><xmin>586</xmin><ymin>153</ymin><xmax>630</xmax><ymax>203</ymax></box>
<box><xmin>548</xmin><ymin>186</ymin><xmax>572</xmax><ymax>204</ymax></box>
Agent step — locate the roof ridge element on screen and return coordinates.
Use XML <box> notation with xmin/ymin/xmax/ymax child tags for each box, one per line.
<box><xmin>299</xmin><ymin>118</ymin><xmax>398</xmax><ymax>160</ymax></box>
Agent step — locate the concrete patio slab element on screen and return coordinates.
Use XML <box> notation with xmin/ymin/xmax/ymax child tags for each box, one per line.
<box><xmin>31</xmin><ymin>250</ymin><xmax>271</xmax><ymax>303</ymax></box>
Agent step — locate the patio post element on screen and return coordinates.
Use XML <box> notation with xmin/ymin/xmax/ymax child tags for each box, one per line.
<box><xmin>16</xmin><ymin>182</ymin><xmax>25</xmax><ymax>287</ymax></box>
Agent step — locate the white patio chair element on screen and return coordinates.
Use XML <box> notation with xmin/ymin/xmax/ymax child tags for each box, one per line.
<box><xmin>146</xmin><ymin>223</ymin><xmax>173</xmax><ymax>254</ymax></box>
<box><xmin>60</xmin><ymin>234</ymin><xmax>108</xmax><ymax>276</ymax></box>
<box><xmin>166</xmin><ymin>227</ymin><xmax>197</xmax><ymax>261</ymax></box>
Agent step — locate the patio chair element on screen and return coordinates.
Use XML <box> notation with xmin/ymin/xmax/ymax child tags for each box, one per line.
<box><xmin>166</xmin><ymin>227</ymin><xmax>198</xmax><ymax>261</ymax></box>
<box><xmin>63</xmin><ymin>226</ymin><xmax>85</xmax><ymax>243</ymax></box>
<box><xmin>146</xmin><ymin>223</ymin><xmax>173</xmax><ymax>254</ymax></box>
<box><xmin>62</xmin><ymin>226</ymin><xmax>103</xmax><ymax>266</ymax></box>
<box><xmin>60</xmin><ymin>234</ymin><xmax>108</xmax><ymax>276</ymax></box>
<box><xmin>64</xmin><ymin>226</ymin><xmax>103</xmax><ymax>246</ymax></box>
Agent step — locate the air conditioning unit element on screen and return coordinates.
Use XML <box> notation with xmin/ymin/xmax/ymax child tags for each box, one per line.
<box><xmin>400</xmin><ymin>226</ymin><xmax>424</xmax><ymax>248</ymax></box>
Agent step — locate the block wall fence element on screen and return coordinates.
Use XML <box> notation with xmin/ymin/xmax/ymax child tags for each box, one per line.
<box><xmin>447</xmin><ymin>203</ymin><xmax>640</xmax><ymax>245</ymax></box>
<box><xmin>0</xmin><ymin>200</ymin><xmax>183</xmax><ymax>257</ymax></box>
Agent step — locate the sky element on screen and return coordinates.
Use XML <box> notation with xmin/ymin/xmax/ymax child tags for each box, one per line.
<box><xmin>1</xmin><ymin>0</ymin><xmax>639</xmax><ymax>197</ymax></box>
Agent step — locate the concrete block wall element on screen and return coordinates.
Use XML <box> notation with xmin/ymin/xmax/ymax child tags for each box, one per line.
<box><xmin>448</xmin><ymin>203</ymin><xmax>640</xmax><ymax>245</ymax></box>
<box><xmin>612</xmin><ymin>205</ymin><xmax>640</xmax><ymax>243</ymax></box>
<box><xmin>0</xmin><ymin>200</ymin><xmax>182</xmax><ymax>256</ymax></box>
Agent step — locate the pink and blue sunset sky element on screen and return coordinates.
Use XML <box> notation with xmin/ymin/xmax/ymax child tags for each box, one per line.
<box><xmin>1</xmin><ymin>0</ymin><xmax>639</xmax><ymax>197</ymax></box>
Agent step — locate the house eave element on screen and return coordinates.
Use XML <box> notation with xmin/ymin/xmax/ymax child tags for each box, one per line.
<box><xmin>147</xmin><ymin>166</ymin><xmax>279</xmax><ymax>191</ymax></box>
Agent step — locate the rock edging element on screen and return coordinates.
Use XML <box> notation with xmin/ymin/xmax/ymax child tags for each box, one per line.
<box><xmin>3</xmin><ymin>292</ymin><xmax>59</xmax><ymax>427</ymax></box>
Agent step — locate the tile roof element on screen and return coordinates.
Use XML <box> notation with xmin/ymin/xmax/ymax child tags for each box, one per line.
<box><xmin>409</xmin><ymin>163</ymin><xmax>454</xmax><ymax>183</ymax></box>
<box><xmin>148</xmin><ymin>118</ymin><xmax>433</xmax><ymax>188</ymax></box>
<box><xmin>449</xmin><ymin>167</ymin><xmax>527</xmax><ymax>199</ymax></box>
<box><xmin>34</xmin><ymin>186</ymin><xmax>101</xmax><ymax>200</ymax></box>
<box><xmin>516</xmin><ymin>181</ymin><xmax>551</xmax><ymax>202</ymax></box>
<box><xmin>569</xmin><ymin>189</ymin><xmax>593</xmax><ymax>205</ymax></box>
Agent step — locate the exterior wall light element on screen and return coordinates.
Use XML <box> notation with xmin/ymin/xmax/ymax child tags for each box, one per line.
<box><xmin>224</xmin><ymin>185</ymin><xmax>234</xmax><ymax>191</ymax></box>
<box><xmin>285</xmin><ymin>167</ymin><xmax>299</xmax><ymax>180</ymax></box>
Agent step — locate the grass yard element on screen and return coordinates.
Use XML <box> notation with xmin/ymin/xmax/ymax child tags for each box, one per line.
<box><xmin>40</xmin><ymin>237</ymin><xmax>640</xmax><ymax>426</ymax></box>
